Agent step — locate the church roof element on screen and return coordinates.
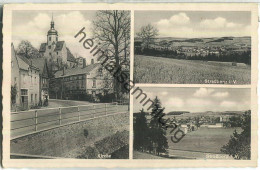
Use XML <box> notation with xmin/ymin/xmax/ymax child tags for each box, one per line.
<box><xmin>66</xmin><ymin>48</ymin><xmax>76</xmax><ymax>62</ymax></box>
<box><xmin>54</xmin><ymin>41</ymin><xmax>65</xmax><ymax>51</ymax></box>
<box><xmin>54</xmin><ymin>63</ymin><xmax>100</xmax><ymax>78</ymax></box>
<box><xmin>39</xmin><ymin>43</ymin><xmax>47</xmax><ymax>52</ymax></box>
<box><xmin>48</xmin><ymin>29</ymin><xmax>58</xmax><ymax>35</ymax></box>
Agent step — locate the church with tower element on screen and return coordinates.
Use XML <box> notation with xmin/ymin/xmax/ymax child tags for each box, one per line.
<box><xmin>39</xmin><ymin>15</ymin><xmax>77</xmax><ymax>70</ymax></box>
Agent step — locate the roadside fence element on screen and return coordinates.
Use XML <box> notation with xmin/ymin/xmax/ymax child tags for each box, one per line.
<box><xmin>11</xmin><ymin>102</ymin><xmax>128</xmax><ymax>139</ymax></box>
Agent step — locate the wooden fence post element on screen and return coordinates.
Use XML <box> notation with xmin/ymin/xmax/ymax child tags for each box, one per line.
<box><xmin>93</xmin><ymin>105</ymin><xmax>95</xmax><ymax>118</ymax></box>
<box><xmin>35</xmin><ymin>110</ymin><xmax>38</xmax><ymax>131</ymax></box>
<box><xmin>105</xmin><ymin>104</ymin><xmax>107</xmax><ymax>115</ymax></box>
<box><xmin>59</xmin><ymin>107</ymin><xmax>61</xmax><ymax>125</ymax></box>
<box><xmin>78</xmin><ymin>106</ymin><xmax>80</xmax><ymax>121</ymax></box>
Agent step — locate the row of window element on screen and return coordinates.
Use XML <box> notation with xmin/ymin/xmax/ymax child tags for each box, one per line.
<box><xmin>22</xmin><ymin>74</ymin><xmax>38</xmax><ymax>85</ymax></box>
<box><xmin>64</xmin><ymin>75</ymin><xmax>85</xmax><ymax>81</ymax></box>
<box><xmin>20</xmin><ymin>89</ymin><xmax>38</xmax><ymax>104</ymax></box>
<box><xmin>64</xmin><ymin>80</ymin><xmax>85</xmax><ymax>90</ymax></box>
<box><xmin>48</xmin><ymin>36</ymin><xmax>58</xmax><ymax>42</ymax></box>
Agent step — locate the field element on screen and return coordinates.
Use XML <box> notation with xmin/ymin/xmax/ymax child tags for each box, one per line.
<box><xmin>134</xmin><ymin>55</ymin><xmax>251</xmax><ymax>84</ymax></box>
<box><xmin>167</xmin><ymin>127</ymin><xmax>242</xmax><ymax>153</ymax></box>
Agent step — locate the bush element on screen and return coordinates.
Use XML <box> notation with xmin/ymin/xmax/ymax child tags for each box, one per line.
<box><xmin>97</xmin><ymin>93</ymin><xmax>116</xmax><ymax>103</ymax></box>
<box><xmin>84</xmin><ymin>129</ymin><xmax>89</xmax><ymax>138</ymax></box>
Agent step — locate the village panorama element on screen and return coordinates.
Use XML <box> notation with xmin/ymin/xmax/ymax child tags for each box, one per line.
<box><xmin>134</xmin><ymin>11</ymin><xmax>251</xmax><ymax>84</ymax></box>
<box><xmin>133</xmin><ymin>87</ymin><xmax>251</xmax><ymax>160</ymax></box>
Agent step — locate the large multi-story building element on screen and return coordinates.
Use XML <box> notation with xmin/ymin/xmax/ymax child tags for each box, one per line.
<box><xmin>39</xmin><ymin>16</ymin><xmax>77</xmax><ymax>69</ymax></box>
<box><xmin>52</xmin><ymin>59</ymin><xmax>113</xmax><ymax>100</ymax></box>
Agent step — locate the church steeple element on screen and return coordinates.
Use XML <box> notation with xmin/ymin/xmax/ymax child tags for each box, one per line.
<box><xmin>47</xmin><ymin>13</ymin><xmax>58</xmax><ymax>46</ymax></box>
<box><xmin>48</xmin><ymin>14</ymin><xmax>58</xmax><ymax>36</ymax></box>
<box><xmin>51</xmin><ymin>13</ymin><xmax>55</xmax><ymax>29</ymax></box>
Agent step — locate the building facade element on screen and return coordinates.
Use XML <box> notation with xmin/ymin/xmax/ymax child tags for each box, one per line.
<box><xmin>11</xmin><ymin>44</ymin><xmax>41</xmax><ymax>110</ymax></box>
<box><xmin>39</xmin><ymin>16</ymin><xmax>77</xmax><ymax>70</ymax></box>
<box><xmin>31</xmin><ymin>58</ymin><xmax>50</xmax><ymax>105</ymax></box>
<box><xmin>52</xmin><ymin>60</ymin><xmax>113</xmax><ymax>100</ymax></box>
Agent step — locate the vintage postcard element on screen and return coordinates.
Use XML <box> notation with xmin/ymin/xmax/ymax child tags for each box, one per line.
<box><xmin>2</xmin><ymin>3</ymin><xmax>258</xmax><ymax>168</ymax></box>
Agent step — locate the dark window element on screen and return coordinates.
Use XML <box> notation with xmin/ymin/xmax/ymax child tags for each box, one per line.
<box><xmin>81</xmin><ymin>80</ymin><xmax>84</xmax><ymax>88</ymax></box>
<box><xmin>48</xmin><ymin>45</ymin><xmax>51</xmax><ymax>49</ymax></box>
<box><xmin>99</xmin><ymin>68</ymin><xmax>103</xmax><ymax>76</ymax></box>
<box><xmin>56</xmin><ymin>37</ymin><xmax>58</xmax><ymax>41</ymax></box>
<box><xmin>31</xmin><ymin>94</ymin><xmax>33</xmax><ymax>103</ymax></box>
<box><xmin>49</xmin><ymin>37</ymin><xmax>51</xmax><ymax>41</ymax></box>
<box><xmin>21</xmin><ymin>89</ymin><xmax>28</xmax><ymax>96</ymax></box>
<box><xmin>57</xmin><ymin>52</ymin><xmax>58</xmax><ymax>55</ymax></box>
<box><xmin>93</xmin><ymin>78</ymin><xmax>96</xmax><ymax>88</ymax></box>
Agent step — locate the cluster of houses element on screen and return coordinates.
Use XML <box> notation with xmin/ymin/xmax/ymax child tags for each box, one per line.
<box><xmin>139</xmin><ymin>111</ymin><xmax>237</xmax><ymax>135</ymax></box>
<box><xmin>135</xmin><ymin>38</ymin><xmax>251</xmax><ymax>58</ymax></box>
<box><xmin>11</xmin><ymin>17</ymin><xmax>115</xmax><ymax>111</ymax></box>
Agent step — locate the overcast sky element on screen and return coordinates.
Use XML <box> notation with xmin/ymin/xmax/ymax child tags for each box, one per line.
<box><xmin>133</xmin><ymin>87</ymin><xmax>250</xmax><ymax>113</ymax></box>
<box><xmin>12</xmin><ymin>10</ymin><xmax>96</xmax><ymax>63</ymax></box>
<box><xmin>134</xmin><ymin>11</ymin><xmax>251</xmax><ymax>38</ymax></box>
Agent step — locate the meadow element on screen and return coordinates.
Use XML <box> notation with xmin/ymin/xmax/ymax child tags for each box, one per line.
<box><xmin>134</xmin><ymin>55</ymin><xmax>251</xmax><ymax>84</ymax></box>
<box><xmin>167</xmin><ymin>127</ymin><xmax>242</xmax><ymax>153</ymax></box>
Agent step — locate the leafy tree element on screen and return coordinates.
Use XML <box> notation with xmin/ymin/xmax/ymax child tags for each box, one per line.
<box><xmin>93</xmin><ymin>10</ymin><xmax>130</xmax><ymax>101</ymax></box>
<box><xmin>133</xmin><ymin>109</ymin><xmax>151</xmax><ymax>152</ymax></box>
<box><xmin>136</xmin><ymin>24</ymin><xmax>158</xmax><ymax>49</ymax></box>
<box><xmin>16</xmin><ymin>40</ymin><xmax>41</xmax><ymax>59</ymax></box>
<box><xmin>149</xmin><ymin>96</ymin><xmax>168</xmax><ymax>155</ymax></box>
<box><xmin>11</xmin><ymin>84</ymin><xmax>17</xmax><ymax>104</ymax></box>
<box><xmin>221</xmin><ymin>110</ymin><xmax>251</xmax><ymax>159</ymax></box>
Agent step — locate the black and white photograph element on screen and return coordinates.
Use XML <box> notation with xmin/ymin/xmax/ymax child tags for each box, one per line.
<box><xmin>10</xmin><ymin>10</ymin><xmax>130</xmax><ymax>159</ymax></box>
<box><xmin>134</xmin><ymin>11</ymin><xmax>251</xmax><ymax>84</ymax></box>
<box><xmin>133</xmin><ymin>87</ymin><xmax>251</xmax><ymax>159</ymax></box>
<box><xmin>2</xmin><ymin>3</ymin><xmax>258</xmax><ymax>168</ymax></box>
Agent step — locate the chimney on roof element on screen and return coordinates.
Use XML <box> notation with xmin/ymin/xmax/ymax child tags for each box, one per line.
<box><xmin>91</xmin><ymin>59</ymin><xmax>94</xmax><ymax>65</ymax></box>
<box><xmin>83</xmin><ymin>58</ymin><xmax>86</xmax><ymax>68</ymax></box>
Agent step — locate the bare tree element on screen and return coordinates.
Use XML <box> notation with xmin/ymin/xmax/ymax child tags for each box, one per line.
<box><xmin>136</xmin><ymin>24</ymin><xmax>158</xmax><ymax>49</ymax></box>
<box><xmin>93</xmin><ymin>10</ymin><xmax>130</xmax><ymax>100</ymax></box>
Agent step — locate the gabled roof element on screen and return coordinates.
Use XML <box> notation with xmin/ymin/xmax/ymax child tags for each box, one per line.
<box><xmin>39</xmin><ymin>43</ymin><xmax>47</xmax><ymax>52</ymax></box>
<box><xmin>16</xmin><ymin>55</ymin><xmax>29</xmax><ymax>70</ymax></box>
<box><xmin>31</xmin><ymin>58</ymin><xmax>48</xmax><ymax>75</ymax></box>
<box><xmin>15</xmin><ymin>53</ymin><xmax>40</xmax><ymax>71</ymax></box>
<box><xmin>66</xmin><ymin>48</ymin><xmax>76</xmax><ymax>62</ymax></box>
<box><xmin>54</xmin><ymin>41</ymin><xmax>65</xmax><ymax>51</ymax></box>
<box><xmin>54</xmin><ymin>63</ymin><xmax>100</xmax><ymax>78</ymax></box>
